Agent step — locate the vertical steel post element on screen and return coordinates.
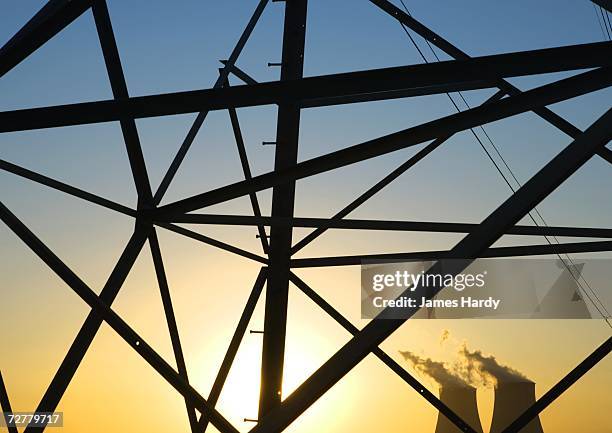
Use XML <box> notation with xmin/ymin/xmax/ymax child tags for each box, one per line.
<box><xmin>259</xmin><ymin>0</ymin><xmax>308</xmax><ymax>417</ymax></box>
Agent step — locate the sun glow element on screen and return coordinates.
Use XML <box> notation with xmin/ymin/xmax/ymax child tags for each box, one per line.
<box><xmin>213</xmin><ymin>338</ymin><xmax>322</xmax><ymax>427</ymax></box>
<box><xmin>196</xmin><ymin>325</ymin><xmax>356</xmax><ymax>433</ymax></box>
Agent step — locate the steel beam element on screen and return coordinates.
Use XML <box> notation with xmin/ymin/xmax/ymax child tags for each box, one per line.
<box><xmin>156</xmin><ymin>66</ymin><xmax>611</xmax><ymax>217</ymax></box>
<box><xmin>220</xmin><ymin>61</ymin><xmax>262</xmax><ymax>86</ymax></box>
<box><xmin>23</xmin><ymin>225</ymin><xmax>149</xmax><ymax>433</ymax></box>
<box><xmin>205</xmin><ymin>67</ymin><xmax>612</xmax><ymax>255</ymax></box>
<box><xmin>1</xmin><ymin>42</ymin><xmax>610</xmax><ymax>133</ymax></box>
<box><xmin>259</xmin><ymin>0</ymin><xmax>308</xmax><ymax>417</ymax></box>
<box><xmin>0</xmin><ymin>201</ymin><xmax>239</xmax><ymax>433</ymax></box>
<box><xmin>227</xmin><ymin>107</ymin><xmax>270</xmax><ymax>253</ymax></box>
<box><xmin>149</xmin><ymin>230</ymin><xmax>198</xmax><ymax>433</ymax></box>
<box><xmin>369</xmin><ymin>0</ymin><xmax>612</xmax><ymax>165</ymax></box>
<box><xmin>502</xmin><ymin>337</ymin><xmax>612</xmax><ymax>433</ymax></box>
<box><xmin>198</xmin><ymin>268</ymin><xmax>268</xmax><ymax>432</ymax></box>
<box><xmin>0</xmin><ymin>0</ymin><xmax>91</xmax><ymax>78</ymax></box>
<box><xmin>598</xmin><ymin>146</ymin><xmax>612</xmax><ymax>165</ymax></box>
<box><xmin>290</xmin><ymin>240</ymin><xmax>612</xmax><ymax>268</ymax></box>
<box><xmin>2</xmin><ymin>3</ymin><xmax>608</xmax><ymax>433</ymax></box>
<box><xmin>222</xmin><ymin>61</ymin><xmax>488</xmax><ymax>108</ymax></box>
<box><xmin>92</xmin><ymin>0</ymin><xmax>153</xmax><ymax>206</ymax></box>
<box><xmin>290</xmin><ymin>135</ymin><xmax>443</xmax><ymax>253</ymax></box>
<box><xmin>248</xmin><ymin>108</ymin><xmax>612</xmax><ymax>433</ymax></box>
<box><xmin>211</xmin><ymin>71</ymin><xmax>514</xmax><ymax>257</ymax></box>
<box><xmin>0</xmin><ymin>371</ymin><xmax>18</xmax><ymax>433</ymax></box>
<box><xmin>288</xmin><ymin>273</ymin><xmax>478</xmax><ymax>433</ymax></box>
<box><xmin>162</xmin><ymin>213</ymin><xmax>612</xmax><ymax>239</ymax></box>
<box><xmin>155</xmin><ymin>222</ymin><xmax>268</xmax><ymax>264</ymax></box>
<box><xmin>153</xmin><ymin>0</ymin><xmax>270</xmax><ymax>204</ymax></box>
<box><xmin>0</xmin><ymin>159</ymin><xmax>136</xmax><ymax>217</ymax></box>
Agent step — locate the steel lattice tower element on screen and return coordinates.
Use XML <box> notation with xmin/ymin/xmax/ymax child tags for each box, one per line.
<box><xmin>0</xmin><ymin>1</ymin><xmax>611</xmax><ymax>433</ymax></box>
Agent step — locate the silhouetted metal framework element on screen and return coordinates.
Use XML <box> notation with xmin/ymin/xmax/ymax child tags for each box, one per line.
<box><xmin>0</xmin><ymin>1</ymin><xmax>610</xmax><ymax>432</ymax></box>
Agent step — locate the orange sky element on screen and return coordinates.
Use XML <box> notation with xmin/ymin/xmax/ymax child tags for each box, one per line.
<box><xmin>1</xmin><ymin>228</ymin><xmax>610</xmax><ymax>433</ymax></box>
<box><xmin>1</xmin><ymin>2</ymin><xmax>611</xmax><ymax>431</ymax></box>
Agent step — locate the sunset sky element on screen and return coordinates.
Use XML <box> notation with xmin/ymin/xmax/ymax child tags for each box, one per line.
<box><xmin>1</xmin><ymin>0</ymin><xmax>611</xmax><ymax>432</ymax></box>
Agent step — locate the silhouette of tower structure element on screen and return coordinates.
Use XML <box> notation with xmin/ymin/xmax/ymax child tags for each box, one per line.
<box><xmin>0</xmin><ymin>1</ymin><xmax>611</xmax><ymax>433</ymax></box>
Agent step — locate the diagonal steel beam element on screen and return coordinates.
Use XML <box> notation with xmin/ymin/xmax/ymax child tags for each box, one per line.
<box><xmin>598</xmin><ymin>145</ymin><xmax>612</xmax><ymax>164</ymax></box>
<box><xmin>1</xmin><ymin>42</ymin><xmax>611</xmax><ymax>133</ymax></box>
<box><xmin>163</xmin><ymin>214</ymin><xmax>612</xmax><ymax>239</ymax></box>
<box><xmin>369</xmin><ymin>0</ymin><xmax>612</xmax><ymax>165</ymax></box>
<box><xmin>219</xmin><ymin>66</ymin><xmax>567</xmax><ymax>257</ymax></box>
<box><xmin>91</xmin><ymin>0</ymin><xmax>153</xmax><ymax>206</ymax></box>
<box><xmin>0</xmin><ymin>159</ymin><xmax>136</xmax><ymax>217</ymax></box>
<box><xmin>0</xmin><ymin>371</ymin><xmax>18</xmax><ymax>433</ymax></box>
<box><xmin>212</xmin><ymin>78</ymin><xmax>501</xmax><ymax>255</ymax></box>
<box><xmin>290</xmin><ymin>135</ymin><xmax>443</xmax><ymax>253</ymax></box>
<box><xmin>0</xmin><ymin>0</ymin><xmax>91</xmax><ymax>78</ymax></box>
<box><xmin>149</xmin><ymin>229</ymin><xmax>198</xmax><ymax>433</ymax></box>
<box><xmin>219</xmin><ymin>61</ymin><xmax>258</xmax><ymax>86</ymax></box>
<box><xmin>502</xmin><ymin>337</ymin><xmax>612</xmax><ymax>433</ymax></box>
<box><xmin>198</xmin><ymin>268</ymin><xmax>268</xmax><ymax>432</ymax></box>
<box><xmin>156</xmin><ymin>66</ymin><xmax>611</xmax><ymax>217</ymax></box>
<box><xmin>288</xmin><ymin>272</ymin><xmax>478</xmax><ymax>433</ymax></box>
<box><xmin>153</xmin><ymin>0</ymin><xmax>269</xmax><ymax>205</ymax></box>
<box><xmin>0</xmin><ymin>201</ymin><xmax>239</xmax><ymax>433</ymax></box>
<box><xmin>155</xmin><ymin>222</ymin><xmax>268</xmax><ymax>264</ymax></box>
<box><xmin>290</xmin><ymin>240</ymin><xmax>612</xmax><ymax>268</ymax></box>
<box><xmin>23</xmin><ymin>225</ymin><xmax>150</xmax><ymax>433</ymax></box>
<box><xmin>227</xmin><ymin>106</ymin><xmax>269</xmax><ymax>253</ymax></box>
<box><xmin>248</xmin><ymin>108</ymin><xmax>612</xmax><ymax>433</ymax></box>
<box><xmin>222</xmin><ymin>60</ymin><xmax>485</xmax><ymax>108</ymax></box>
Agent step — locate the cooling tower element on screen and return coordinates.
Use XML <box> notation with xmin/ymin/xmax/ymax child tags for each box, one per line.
<box><xmin>435</xmin><ymin>385</ymin><xmax>484</xmax><ymax>433</ymax></box>
<box><xmin>490</xmin><ymin>381</ymin><xmax>544</xmax><ymax>433</ymax></box>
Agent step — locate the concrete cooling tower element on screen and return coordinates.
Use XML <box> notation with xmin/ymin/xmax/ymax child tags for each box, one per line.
<box><xmin>435</xmin><ymin>385</ymin><xmax>484</xmax><ymax>433</ymax></box>
<box><xmin>490</xmin><ymin>381</ymin><xmax>544</xmax><ymax>433</ymax></box>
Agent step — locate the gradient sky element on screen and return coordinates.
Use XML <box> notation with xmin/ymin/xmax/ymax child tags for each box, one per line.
<box><xmin>1</xmin><ymin>1</ymin><xmax>611</xmax><ymax>432</ymax></box>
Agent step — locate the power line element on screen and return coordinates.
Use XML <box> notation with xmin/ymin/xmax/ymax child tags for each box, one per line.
<box><xmin>593</xmin><ymin>4</ymin><xmax>607</xmax><ymax>39</ymax></box>
<box><xmin>395</xmin><ymin>0</ymin><xmax>611</xmax><ymax>326</ymax></box>
<box><xmin>598</xmin><ymin>5</ymin><xmax>612</xmax><ymax>40</ymax></box>
<box><xmin>605</xmin><ymin>9</ymin><xmax>612</xmax><ymax>37</ymax></box>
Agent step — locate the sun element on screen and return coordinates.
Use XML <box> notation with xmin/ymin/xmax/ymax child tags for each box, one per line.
<box><xmin>213</xmin><ymin>337</ymin><xmax>321</xmax><ymax>427</ymax></box>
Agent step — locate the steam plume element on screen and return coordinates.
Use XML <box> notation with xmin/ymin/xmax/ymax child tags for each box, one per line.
<box><xmin>399</xmin><ymin>350</ymin><xmax>470</xmax><ymax>388</ymax></box>
<box><xmin>456</xmin><ymin>344</ymin><xmax>529</xmax><ymax>387</ymax></box>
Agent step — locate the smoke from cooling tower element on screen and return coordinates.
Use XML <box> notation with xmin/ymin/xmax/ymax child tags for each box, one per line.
<box><xmin>456</xmin><ymin>344</ymin><xmax>529</xmax><ymax>387</ymax></box>
<box><xmin>399</xmin><ymin>350</ymin><xmax>470</xmax><ymax>388</ymax></box>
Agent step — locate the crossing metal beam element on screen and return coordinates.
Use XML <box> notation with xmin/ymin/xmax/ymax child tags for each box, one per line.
<box><xmin>502</xmin><ymin>337</ymin><xmax>612</xmax><ymax>433</ymax></box>
<box><xmin>156</xmin><ymin>66</ymin><xmax>611</xmax><ymax>217</ymax></box>
<box><xmin>0</xmin><ymin>201</ymin><xmax>239</xmax><ymax>433</ymax></box>
<box><xmin>160</xmin><ymin>214</ymin><xmax>612</xmax><ymax>239</ymax></box>
<box><xmin>149</xmin><ymin>230</ymin><xmax>198</xmax><ymax>433</ymax></box>
<box><xmin>248</xmin><ymin>108</ymin><xmax>612</xmax><ymax>433</ymax></box>
<box><xmin>290</xmin><ymin>240</ymin><xmax>612</xmax><ymax>268</ymax></box>
<box><xmin>198</xmin><ymin>268</ymin><xmax>268</xmax><ymax>432</ymax></box>
<box><xmin>0</xmin><ymin>42</ymin><xmax>610</xmax><ymax>133</ymax></box>
<box><xmin>0</xmin><ymin>0</ymin><xmax>91</xmax><ymax>78</ymax></box>
<box><xmin>92</xmin><ymin>0</ymin><xmax>152</xmax><ymax>206</ymax></box>
<box><xmin>153</xmin><ymin>0</ymin><xmax>270</xmax><ymax>204</ymax></box>
<box><xmin>369</xmin><ymin>0</ymin><xmax>612</xmax><ymax>165</ymax></box>
<box><xmin>0</xmin><ymin>159</ymin><xmax>136</xmax><ymax>217</ymax></box>
<box><xmin>1</xmin><ymin>4</ymin><xmax>610</xmax><ymax>433</ymax></box>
